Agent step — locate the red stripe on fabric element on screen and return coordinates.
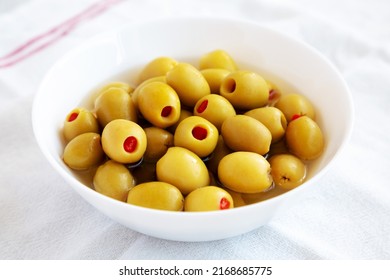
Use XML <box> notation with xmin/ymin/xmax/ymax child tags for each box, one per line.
<box><xmin>0</xmin><ymin>0</ymin><xmax>123</xmax><ymax>68</ymax></box>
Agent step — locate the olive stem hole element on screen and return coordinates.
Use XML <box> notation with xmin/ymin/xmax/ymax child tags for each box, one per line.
<box><xmin>223</xmin><ymin>78</ymin><xmax>236</xmax><ymax>93</ymax></box>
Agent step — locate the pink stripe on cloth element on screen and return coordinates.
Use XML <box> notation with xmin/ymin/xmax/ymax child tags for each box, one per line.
<box><xmin>0</xmin><ymin>0</ymin><xmax>123</xmax><ymax>69</ymax></box>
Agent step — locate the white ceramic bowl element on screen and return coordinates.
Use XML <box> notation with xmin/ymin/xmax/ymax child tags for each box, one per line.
<box><xmin>32</xmin><ymin>17</ymin><xmax>353</xmax><ymax>242</ymax></box>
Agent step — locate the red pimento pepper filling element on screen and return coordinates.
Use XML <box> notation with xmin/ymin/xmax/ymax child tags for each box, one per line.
<box><xmin>291</xmin><ymin>114</ymin><xmax>302</xmax><ymax>121</ymax></box>
<box><xmin>68</xmin><ymin>112</ymin><xmax>79</xmax><ymax>122</ymax></box>
<box><xmin>196</xmin><ymin>99</ymin><xmax>208</xmax><ymax>113</ymax></box>
<box><xmin>220</xmin><ymin>197</ymin><xmax>230</xmax><ymax>210</ymax></box>
<box><xmin>161</xmin><ymin>106</ymin><xmax>172</xmax><ymax>117</ymax></box>
<box><xmin>192</xmin><ymin>126</ymin><xmax>207</xmax><ymax>140</ymax></box>
<box><xmin>268</xmin><ymin>89</ymin><xmax>276</xmax><ymax>100</ymax></box>
<box><xmin>123</xmin><ymin>136</ymin><xmax>137</xmax><ymax>153</ymax></box>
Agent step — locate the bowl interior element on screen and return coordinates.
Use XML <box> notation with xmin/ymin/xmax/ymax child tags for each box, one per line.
<box><xmin>32</xmin><ymin>17</ymin><xmax>353</xmax><ymax>241</ymax></box>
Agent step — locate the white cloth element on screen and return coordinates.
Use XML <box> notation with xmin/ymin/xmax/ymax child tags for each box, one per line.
<box><xmin>1</xmin><ymin>0</ymin><xmax>389</xmax><ymax>260</ymax></box>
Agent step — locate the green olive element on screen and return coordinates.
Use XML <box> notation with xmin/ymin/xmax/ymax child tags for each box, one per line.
<box><xmin>138</xmin><ymin>57</ymin><xmax>178</xmax><ymax>84</ymax></box>
<box><xmin>127</xmin><ymin>181</ymin><xmax>183</xmax><ymax>211</ymax></box>
<box><xmin>199</xmin><ymin>49</ymin><xmax>237</xmax><ymax>71</ymax></box>
<box><xmin>221</xmin><ymin>115</ymin><xmax>271</xmax><ymax>155</ymax></box>
<box><xmin>244</xmin><ymin>107</ymin><xmax>287</xmax><ymax>143</ymax></box>
<box><xmin>99</xmin><ymin>81</ymin><xmax>134</xmax><ymax>95</ymax></box>
<box><xmin>168</xmin><ymin>109</ymin><xmax>192</xmax><ymax>133</ymax></box>
<box><xmin>94</xmin><ymin>87</ymin><xmax>137</xmax><ymax>127</ymax></box>
<box><xmin>218</xmin><ymin>151</ymin><xmax>272</xmax><ymax>193</ymax></box>
<box><xmin>274</xmin><ymin>93</ymin><xmax>315</xmax><ymax>122</ymax></box>
<box><xmin>156</xmin><ymin>147</ymin><xmax>210</xmax><ymax>195</ymax></box>
<box><xmin>268</xmin><ymin>139</ymin><xmax>289</xmax><ymax>157</ymax></box>
<box><xmin>101</xmin><ymin>119</ymin><xmax>147</xmax><ymax>164</ymax></box>
<box><xmin>166</xmin><ymin>62</ymin><xmax>210</xmax><ymax>107</ymax></box>
<box><xmin>184</xmin><ymin>186</ymin><xmax>234</xmax><ymax>212</ymax></box>
<box><xmin>137</xmin><ymin>81</ymin><xmax>181</xmax><ymax>128</ymax></box>
<box><xmin>174</xmin><ymin>116</ymin><xmax>219</xmax><ymax>158</ymax></box>
<box><xmin>268</xmin><ymin>154</ymin><xmax>306</xmax><ymax>190</ymax></box>
<box><xmin>63</xmin><ymin>107</ymin><xmax>100</xmax><ymax>142</ymax></box>
<box><xmin>220</xmin><ymin>71</ymin><xmax>269</xmax><ymax>110</ymax></box>
<box><xmin>207</xmin><ymin>135</ymin><xmax>232</xmax><ymax>175</ymax></box>
<box><xmin>194</xmin><ymin>94</ymin><xmax>236</xmax><ymax>131</ymax></box>
<box><xmin>143</xmin><ymin>127</ymin><xmax>174</xmax><ymax>162</ymax></box>
<box><xmin>131</xmin><ymin>76</ymin><xmax>166</xmax><ymax>108</ymax></box>
<box><xmin>285</xmin><ymin>116</ymin><xmax>324</xmax><ymax>160</ymax></box>
<box><xmin>93</xmin><ymin>160</ymin><xmax>135</xmax><ymax>201</ymax></box>
<box><xmin>266</xmin><ymin>80</ymin><xmax>282</xmax><ymax>105</ymax></box>
<box><xmin>63</xmin><ymin>132</ymin><xmax>105</xmax><ymax>170</ymax></box>
<box><xmin>200</xmin><ymin>68</ymin><xmax>231</xmax><ymax>94</ymax></box>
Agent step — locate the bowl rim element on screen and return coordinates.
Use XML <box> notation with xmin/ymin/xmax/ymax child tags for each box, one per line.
<box><xmin>32</xmin><ymin>16</ymin><xmax>354</xmax><ymax>218</ymax></box>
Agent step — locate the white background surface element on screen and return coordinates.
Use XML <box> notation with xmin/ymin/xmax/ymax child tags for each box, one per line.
<box><xmin>1</xmin><ymin>0</ymin><xmax>389</xmax><ymax>259</ymax></box>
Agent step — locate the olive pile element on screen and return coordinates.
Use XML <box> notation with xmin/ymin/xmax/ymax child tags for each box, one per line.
<box><xmin>62</xmin><ymin>50</ymin><xmax>324</xmax><ymax>212</ymax></box>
